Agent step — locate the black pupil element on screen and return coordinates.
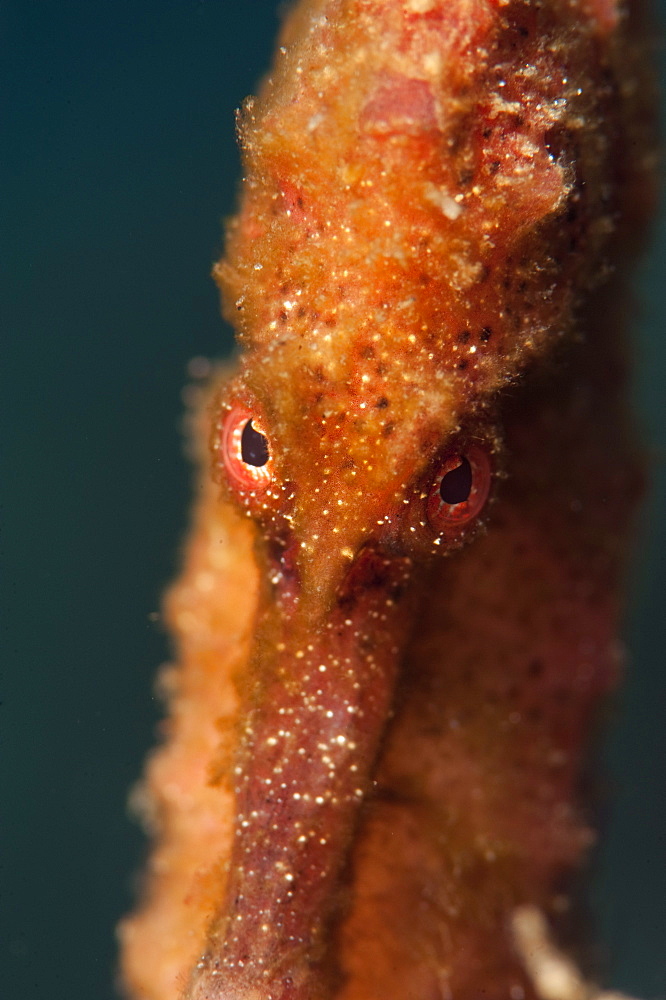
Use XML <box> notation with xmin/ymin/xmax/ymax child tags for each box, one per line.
<box><xmin>439</xmin><ymin>456</ymin><xmax>472</xmax><ymax>505</ymax></box>
<box><xmin>241</xmin><ymin>420</ymin><xmax>269</xmax><ymax>467</ymax></box>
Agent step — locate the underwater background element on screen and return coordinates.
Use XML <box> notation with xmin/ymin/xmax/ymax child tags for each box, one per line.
<box><xmin>2</xmin><ymin>2</ymin><xmax>664</xmax><ymax>998</ymax></box>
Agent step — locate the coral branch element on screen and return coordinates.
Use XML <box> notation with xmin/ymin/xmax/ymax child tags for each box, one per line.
<box><xmin>513</xmin><ymin>907</ymin><xmax>640</xmax><ymax>1000</ymax></box>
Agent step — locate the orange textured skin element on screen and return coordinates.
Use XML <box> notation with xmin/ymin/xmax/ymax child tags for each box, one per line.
<box><xmin>119</xmin><ymin>2</ymin><xmax>653</xmax><ymax>999</ymax></box>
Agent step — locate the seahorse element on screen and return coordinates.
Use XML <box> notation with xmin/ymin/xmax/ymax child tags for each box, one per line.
<box><xmin>118</xmin><ymin>2</ymin><xmax>655</xmax><ymax>998</ymax></box>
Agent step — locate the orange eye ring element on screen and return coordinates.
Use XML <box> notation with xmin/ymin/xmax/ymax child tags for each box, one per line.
<box><xmin>221</xmin><ymin>406</ymin><xmax>273</xmax><ymax>493</ymax></box>
<box><xmin>426</xmin><ymin>444</ymin><xmax>491</xmax><ymax>536</ymax></box>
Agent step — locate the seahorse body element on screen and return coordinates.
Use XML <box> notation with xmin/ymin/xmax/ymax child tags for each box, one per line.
<box><xmin>119</xmin><ymin>2</ymin><xmax>653</xmax><ymax>998</ymax></box>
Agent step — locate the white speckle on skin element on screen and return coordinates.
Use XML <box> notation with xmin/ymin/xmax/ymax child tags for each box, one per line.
<box><xmin>423</xmin><ymin>182</ymin><xmax>464</xmax><ymax>220</ymax></box>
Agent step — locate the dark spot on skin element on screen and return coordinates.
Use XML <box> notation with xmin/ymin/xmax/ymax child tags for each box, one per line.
<box><xmin>360</xmin><ymin>344</ymin><xmax>376</xmax><ymax>359</ymax></box>
<box><xmin>528</xmin><ymin>658</ymin><xmax>544</xmax><ymax>678</ymax></box>
<box><xmin>480</xmin><ymin>326</ymin><xmax>492</xmax><ymax>342</ymax></box>
<box><xmin>457</xmin><ymin>360</ymin><xmax>468</xmax><ymax>371</ymax></box>
<box><xmin>489</xmin><ymin>160</ymin><xmax>501</xmax><ymax>174</ymax></box>
<box><xmin>357</xmin><ymin>633</ymin><xmax>377</xmax><ymax>654</ymax></box>
<box><xmin>382</xmin><ymin>422</ymin><xmax>395</xmax><ymax>437</ymax></box>
<box><xmin>459</xmin><ymin>168</ymin><xmax>474</xmax><ymax>186</ymax></box>
<box><xmin>373</xmin><ymin>786</ymin><xmax>406</xmax><ymax>805</ymax></box>
<box><xmin>388</xmin><ymin>581</ymin><xmax>405</xmax><ymax>604</ymax></box>
<box><xmin>458</xmin><ymin>330</ymin><xmax>471</xmax><ymax>344</ymax></box>
<box><xmin>544</xmin><ymin>123</ymin><xmax>574</xmax><ymax>165</ymax></box>
<box><xmin>376</xmin><ymin>396</ymin><xmax>389</xmax><ymax>409</ymax></box>
<box><xmin>483</xmin><ymin>127</ymin><xmax>493</xmax><ymax>139</ymax></box>
<box><xmin>267</xmin><ymin>536</ymin><xmax>300</xmax><ymax>591</ymax></box>
<box><xmin>337</xmin><ymin>548</ymin><xmax>394</xmax><ymax>609</ymax></box>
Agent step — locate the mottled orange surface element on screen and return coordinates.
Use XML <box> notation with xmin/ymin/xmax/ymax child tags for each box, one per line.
<box><xmin>119</xmin><ymin>1</ymin><xmax>653</xmax><ymax>999</ymax></box>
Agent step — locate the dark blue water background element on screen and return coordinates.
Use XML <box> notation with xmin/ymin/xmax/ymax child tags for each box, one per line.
<box><xmin>2</xmin><ymin>2</ymin><xmax>664</xmax><ymax>998</ymax></box>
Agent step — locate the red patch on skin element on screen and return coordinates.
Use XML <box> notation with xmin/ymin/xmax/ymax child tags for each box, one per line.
<box><xmin>279</xmin><ymin>179</ymin><xmax>307</xmax><ymax>225</ymax></box>
<box><xmin>477</xmin><ymin>118</ymin><xmax>567</xmax><ymax>233</ymax></box>
<box><xmin>360</xmin><ymin>73</ymin><xmax>438</xmax><ymax>134</ymax></box>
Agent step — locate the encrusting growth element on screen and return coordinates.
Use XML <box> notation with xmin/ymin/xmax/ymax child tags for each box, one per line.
<box><xmin>119</xmin><ymin>1</ymin><xmax>655</xmax><ymax>998</ymax></box>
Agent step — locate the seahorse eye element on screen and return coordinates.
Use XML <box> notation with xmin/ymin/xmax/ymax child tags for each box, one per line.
<box><xmin>439</xmin><ymin>455</ymin><xmax>472</xmax><ymax>505</ymax></box>
<box><xmin>241</xmin><ymin>419</ymin><xmax>270</xmax><ymax>467</ymax></box>
<box><xmin>222</xmin><ymin>406</ymin><xmax>273</xmax><ymax>492</ymax></box>
<box><xmin>426</xmin><ymin>444</ymin><xmax>491</xmax><ymax>535</ymax></box>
